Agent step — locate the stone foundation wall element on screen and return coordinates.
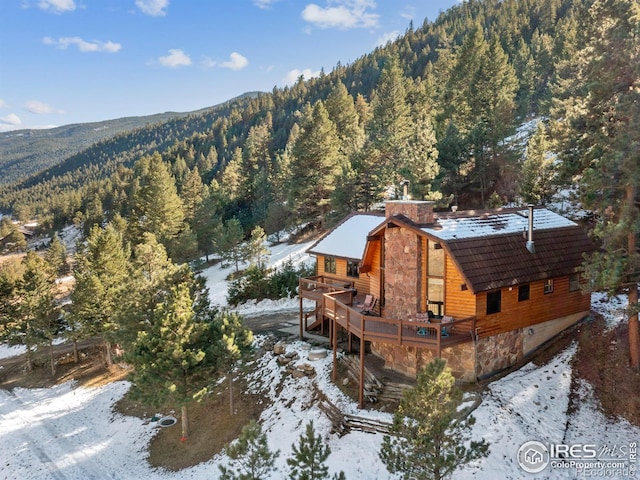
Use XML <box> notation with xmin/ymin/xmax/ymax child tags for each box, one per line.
<box><xmin>476</xmin><ymin>329</ymin><xmax>523</xmax><ymax>378</ymax></box>
<box><xmin>371</xmin><ymin>342</ymin><xmax>476</xmax><ymax>382</ymax></box>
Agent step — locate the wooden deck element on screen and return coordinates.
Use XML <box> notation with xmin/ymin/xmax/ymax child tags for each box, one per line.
<box><xmin>299</xmin><ymin>277</ymin><xmax>475</xmax><ymax>357</ymax></box>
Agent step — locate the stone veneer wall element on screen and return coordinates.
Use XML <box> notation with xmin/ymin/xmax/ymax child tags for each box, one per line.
<box><xmin>383</xmin><ymin>226</ymin><xmax>421</xmax><ymax>321</ymax></box>
<box><xmin>385</xmin><ymin>200</ymin><xmax>435</xmax><ymax>224</ymax></box>
<box><xmin>371</xmin><ymin>342</ymin><xmax>476</xmax><ymax>382</ymax></box>
<box><xmin>371</xmin><ymin>329</ymin><xmax>524</xmax><ymax>382</ymax></box>
<box><xmin>475</xmin><ymin>329</ymin><xmax>523</xmax><ymax>378</ymax></box>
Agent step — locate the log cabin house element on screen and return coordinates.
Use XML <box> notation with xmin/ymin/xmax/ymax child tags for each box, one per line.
<box><xmin>299</xmin><ymin>200</ymin><xmax>594</xmax><ymax>406</ymax></box>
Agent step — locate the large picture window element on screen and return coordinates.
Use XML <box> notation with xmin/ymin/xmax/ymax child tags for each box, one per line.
<box><xmin>324</xmin><ymin>256</ymin><xmax>336</xmax><ymax>274</ymax></box>
<box><xmin>486</xmin><ymin>290</ymin><xmax>502</xmax><ymax>315</ymax></box>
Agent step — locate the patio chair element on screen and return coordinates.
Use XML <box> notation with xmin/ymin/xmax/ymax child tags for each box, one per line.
<box><xmin>358</xmin><ymin>295</ymin><xmax>377</xmax><ymax>315</ymax></box>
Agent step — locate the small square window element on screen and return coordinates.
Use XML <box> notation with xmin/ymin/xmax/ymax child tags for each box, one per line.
<box><xmin>544</xmin><ymin>279</ymin><xmax>554</xmax><ymax>294</ymax></box>
<box><xmin>347</xmin><ymin>261</ymin><xmax>359</xmax><ymax>278</ymax></box>
<box><xmin>569</xmin><ymin>274</ymin><xmax>580</xmax><ymax>292</ymax></box>
<box><xmin>324</xmin><ymin>256</ymin><xmax>336</xmax><ymax>274</ymax></box>
<box><xmin>486</xmin><ymin>290</ymin><xmax>502</xmax><ymax>315</ymax></box>
<box><xmin>518</xmin><ymin>284</ymin><xmax>530</xmax><ymax>302</ymax></box>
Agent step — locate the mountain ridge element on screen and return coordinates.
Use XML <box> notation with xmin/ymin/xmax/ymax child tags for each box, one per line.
<box><xmin>0</xmin><ymin>92</ymin><xmax>262</xmax><ymax>185</ymax></box>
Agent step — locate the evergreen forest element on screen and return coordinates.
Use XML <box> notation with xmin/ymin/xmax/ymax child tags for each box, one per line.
<box><xmin>1</xmin><ymin>0</ymin><xmax>587</xmax><ymax>237</ymax></box>
<box><xmin>0</xmin><ymin>1</ymin><xmax>638</xmax><ymax>348</ymax></box>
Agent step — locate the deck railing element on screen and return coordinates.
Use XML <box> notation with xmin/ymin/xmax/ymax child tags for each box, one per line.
<box><xmin>299</xmin><ymin>276</ymin><xmax>355</xmax><ymax>300</ymax></box>
<box><xmin>319</xmin><ymin>289</ymin><xmax>475</xmax><ymax>356</ymax></box>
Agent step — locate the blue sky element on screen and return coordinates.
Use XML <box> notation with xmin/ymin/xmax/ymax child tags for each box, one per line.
<box><xmin>0</xmin><ymin>0</ymin><xmax>459</xmax><ymax>132</ymax></box>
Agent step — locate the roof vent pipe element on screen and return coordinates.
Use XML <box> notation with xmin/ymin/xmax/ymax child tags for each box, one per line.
<box><xmin>526</xmin><ymin>204</ymin><xmax>535</xmax><ymax>254</ymax></box>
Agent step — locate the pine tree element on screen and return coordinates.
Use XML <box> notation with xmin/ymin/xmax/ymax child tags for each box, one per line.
<box><xmin>287</xmin><ymin>420</ymin><xmax>345</xmax><ymax>480</ymax></box>
<box><xmin>191</xmin><ymin>187</ymin><xmax>220</xmax><ymax>262</ymax></box>
<box><xmin>9</xmin><ymin>252</ymin><xmax>60</xmax><ymax>373</ymax></box>
<box><xmin>129</xmin><ymin>282</ymin><xmax>217</xmax><ymax>440</ymax></box>
<box><xmin>219</xmin><ymin>420</ymin><xmax>279</xmax><ymax>480</ymax></box>
<box><xmin>551</xmin><ymin>0</ymin><xmax>640</xmax><ymax>370</ymax></box>
<box><xmin>0</xmin><ymin>217</ymin><xmax>26</xmax><ymax>253</ymax></box>
<box><xmin>180</xmin><ymin>166</ymin><xmax>208</xmax><ymax>223</ymax></box>
<box><xmin>45</xmin><ymin>233</ymin><xmax>68</xmax><ymax>277</ymax></box>
<box><xmin>289</xmin><ymin>101</ymin><xmax>342</xmax><ymax>225</ymax></box>
<box><xmin>212</xmin><ymin>217</ymin><xmax>246</xmax><ymax>273</ymax></box>
<box><xmin>214</xmin><ymin>310</ymin><xmax>253</xmax><ymax>416</ymax></box>
<box><xmin>245</xmin><ymin>226</ymin><xmax>270</xmax><ymax>270</ymax></box>
<box><xmin>369</xmin><ymin>54</ymin><xmax>412</xmax><ymax>188</ymax></box>
<box><xmin>380</xmin><ymin>359</ymin><xmax>489</xmax><ymax>480</ymax></box>
<box><xmin>130</xmin><ymin>153</ymin><xmax>185</xmax><ymax>249</ymax></box>
<box><xmin>325</xmin><ymin>81</ymin><xmax>365</xmax><ymax>158</ymax></box>
<box><xmin>117</xmin><ymin>233</ymin><xmax>183</xmax><ymax>351</ymax></box>
<box><xmin>520</xmin><ymin>121</ymin><xmax>556</xmax><ymax>205</ymax></box>
<box><xmin>70</xmin><ymin>223</ymin><xmax>130</xmax><ymax>367</ymax></box>
<box><xmin>402</xmin><ymin>104</ymin><xmax>440</xmax><ymax>201</ymax></box>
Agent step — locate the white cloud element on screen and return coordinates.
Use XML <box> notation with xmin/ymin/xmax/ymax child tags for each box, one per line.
<box><xmin>0</xmin><ymin>114</ymin><xmax>22</xmax><ymax>128</ymax></box>
<box><xmin>282</xmin><ymin>68</ymin><xmax>321</xmax><ymax>86</ymax></box>
<box><xmin>157</xmin><ymin>49</ymin><xmax>192</xmax><ymax>68</ymax></box>
<box><xmin>135</xmin><ymin>0</ymin><xmax>169</xmax><ymax>16</ymax></box>
<box><xmin>302</xmin><ymin>0</ymin><xmax>379</xmax><ymax>30</ymax></box>
<box><xmin>219</xmin><ymin>52</ymin><xmax>249</xmax><ymax>71</ymax></box>
<box><xmin>26</xmin><ymin>100</ymin><xmax>63</xmax><ymax>115</ymax></box>
<box><xmin>43</xmin><ymin>36</ymin><xmax>122</xmax><ymax>53</ymax></box>
<box><xmin>38</xmin><ymin>0</ymin><xmax>76</xmax><ymax>14</ymax></box>
<box><xmin>253</xmin><ymin>0</ymin><xmax>278</xmax><ymax>9</ymax></box>
<box><xmin>201</xmin><ymin>57</ymin><xmax>217</xmax><ymax>69</ymax></box>
<box><xmin>376</xmin><ymin>30</ymin><xmax>400</xmax><ymax>47</ymax></box>
<box><xmin>400</xmin><ymin>6</ymin><xmax>416</xmax><ymax>20</ymax></box>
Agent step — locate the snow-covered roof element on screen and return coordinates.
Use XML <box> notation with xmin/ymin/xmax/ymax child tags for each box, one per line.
<box><xmin>307</xmin><ymin>213</ymin><xmax>384</xmax><ymax>261</ymax></box>
<box><xmin>424</xmin><ymin>208</ymin><xmax>577</xmax><ymax>241</ymax></box>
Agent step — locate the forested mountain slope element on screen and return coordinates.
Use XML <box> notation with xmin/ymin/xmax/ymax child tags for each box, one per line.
<box><xmin>0</xmin><ymin>0</ymin><xmax>585</xmax><ymax>234</ymax></box>
<box><xmin>0</xmin><ymin>110</ymin><xmax>203</xmax><ymax>185</ymax></box>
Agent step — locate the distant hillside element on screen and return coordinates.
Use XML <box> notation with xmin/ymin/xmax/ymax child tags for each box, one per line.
<box><xmin>0</xmin><ymin>0</ymin><xmax>587</xmax><ymax>232</ymax></box>
<box><xmin>0</xmin><ymin>95</ymin><xmax>259</xmax><ymax>185</ymax></box>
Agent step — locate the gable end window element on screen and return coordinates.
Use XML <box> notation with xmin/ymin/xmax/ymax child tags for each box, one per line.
<box><xmin>347</xmin><ymin>261</ymin><xmax>359</xmax><ymax>278</ymax></box>
<box><xmin>518</xmin><ymin>284</ymin><xmax>530</xmax><ymax>302</ymax></box>
<box><xmin>544</xmin><ymin>279</ymin><xmax>554</xmax><ymax>294</ymax></box>
<box><xmin>569</xmin><ymin>274</ymin><xmax>580</xmax><ymax>292</ymax></box>
<box><xmin>324</xmin><ymin>256</ymin><xmax>336</xmax><ymax>274</ymax></box>
<box><xmin>486</xmin><ymin>290</ymin><xmax>502</xmax><ymax>315</ymax></box>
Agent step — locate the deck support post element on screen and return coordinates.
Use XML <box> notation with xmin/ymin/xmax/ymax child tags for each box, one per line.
<box><xmin>332</xmin><ymin>316</ymin><xmax>337</xmax><ymax>382</ymax></box>
<box><xmin>299</xmin><ymin>295</ymin><xmax>304</xmax><ymax>339</ymax></box>
<box><xmin>359</xmin><ymin>314</ymin><xmax>365</xmax><ymax>409</ymax></box>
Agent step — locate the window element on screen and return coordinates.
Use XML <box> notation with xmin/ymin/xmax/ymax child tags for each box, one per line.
<box><xmin>347</xmin><ymin>261</ymin><xmax>359</xmax><ymax>278</ymax></box>
<box><xmin>518</xmin><ymin>284</ymin><xmax>530</xmax><ymax>302</ymax></box>
<box><xmin>428</xmin><ymin>240</ymin><xmax>444</xmax><ymax>276</ymax></box>
<box><xmin>487</xmin><ymin>290</ymin><xmax>502</xmax><ymax>315</ymax></box>
<box><xmin>544</xmin><ymin>279</ymin><xmax>554</xmax><ymax>294</ymax></box>
<box><xmin>324</xmin><ymin>256</ymin><xmax>336</xmax><ymax>274</ymax></box>
<box><xmin>569</xmin><ymin>274</ymin><xmax>580</xmax><ymax>292</ymax></box>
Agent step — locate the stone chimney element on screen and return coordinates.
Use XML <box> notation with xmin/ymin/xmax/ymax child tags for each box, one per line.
<box><xmin>385</xmin><ymin>200</ymin><xmax>435</xmax><ymax>225</ymax></box>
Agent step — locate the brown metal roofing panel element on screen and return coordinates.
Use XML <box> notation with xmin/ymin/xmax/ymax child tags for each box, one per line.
<box><xmin>445</xmin><ymin>226</ymin><xmax>595</xmax><ymax>293</ymax></box>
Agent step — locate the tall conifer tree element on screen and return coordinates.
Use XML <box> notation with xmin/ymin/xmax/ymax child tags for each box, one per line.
<box><xmin>70</xmin><ymin>223</ymin><xmax>130</xmax><ymax>367</ymax></box>
<box><xmin>552</xmin><ymin>0</ymin><xmax>640</xmax><ymax>369</ymax></box>
<box><xmin>289</xmin><ymin>101</ymin><xmax>342</xmax><ymax>225</ymax></box>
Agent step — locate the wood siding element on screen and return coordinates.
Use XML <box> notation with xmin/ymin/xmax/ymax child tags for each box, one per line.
<box><xmin>474</xmin><ymin>276</ymin><xmax>590</xmax><ymax>338</ymax></box>
<box><xmin>444</xmin><ymin>255</ymin><xmax>476</xmax><ymax>318</ymax></box>
<box><xmin>368</xmin><ymin>242</ymin><xmax>382</xmax><ymax>300</ymax></box>
<box><xmin>316</xmin><ymin>255</ymin><xmax>369</xmax><ymax>294</ymax></box>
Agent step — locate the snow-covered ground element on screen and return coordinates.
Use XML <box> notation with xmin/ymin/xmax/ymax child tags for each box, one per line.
<box><xmin>1</xmin><ymin>239</ymin><xmax>638</xmax><ymax>479</ymax></box>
